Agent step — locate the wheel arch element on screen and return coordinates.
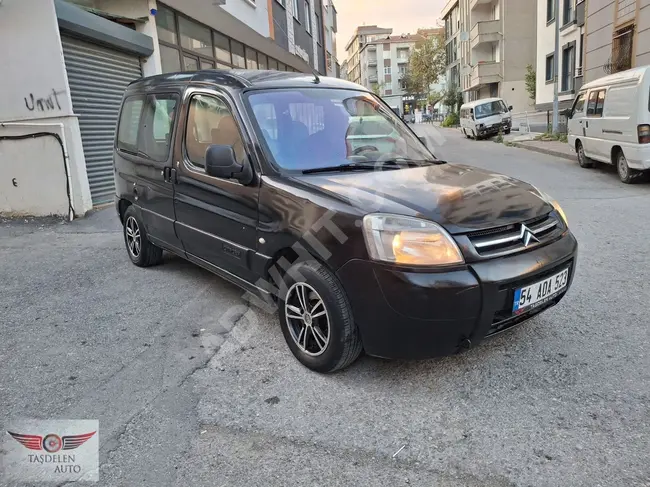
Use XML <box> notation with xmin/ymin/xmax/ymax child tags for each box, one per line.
<box><xmin>118</xmin><ymin>198</ymin><xmax>132</xmax><ymax>224</ymax></box>
<box><xmin>611</xmin><ymin>144</ymin><xmax>623</xmax><ymax>164</ymax></box>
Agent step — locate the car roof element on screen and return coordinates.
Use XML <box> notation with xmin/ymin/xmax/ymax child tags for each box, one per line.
<box><xmin>580</xmin><ymin>65</ymin><xmax>649</xmax><ymax>91</ymax></box>
<box><xmin>128</xmin><ymin>69</ymin><xmax>368</xmax><ymax>92</ymax></box>
<box><xmin>460</xmin><ymin>97</ymin><xmax>505</xmax><ymax>109</ymax></box>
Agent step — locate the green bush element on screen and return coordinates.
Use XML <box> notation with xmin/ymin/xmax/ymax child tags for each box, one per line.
<box><xmin>441</xmin><ymin>112</ymin><xmax>460</xmax><ymax>127</ymax></box>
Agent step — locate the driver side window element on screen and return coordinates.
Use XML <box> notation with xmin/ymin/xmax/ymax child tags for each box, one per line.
<box><xmin>571</xmin><ymin>92</ymin><xmax>586</xmax><ymax>116</ymax></box>
<box><xmin>185</xmin><ymin>94</ymin><xmax>247</xmax><ymax>169</ymax></box>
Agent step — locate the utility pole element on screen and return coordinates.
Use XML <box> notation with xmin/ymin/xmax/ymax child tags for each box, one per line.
<box><xmin>552</xmin><ymin>0</ymin><xmax>561</xmax><ymax>133</ymax></box>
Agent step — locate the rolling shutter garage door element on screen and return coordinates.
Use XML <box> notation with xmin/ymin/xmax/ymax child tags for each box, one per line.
<box><xmin>62</xmin><ymin>36</ymin><xmax>142</xmax><ymax>206</ymax></box>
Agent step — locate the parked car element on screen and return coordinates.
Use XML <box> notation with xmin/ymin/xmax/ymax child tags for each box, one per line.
<box><xmin>346</xmin><ymin>115</ymin><xmax>402</xmax><ymax>155</ymax></box>
<box><xmin>114</xmin><ymin>70</ymin><xmax>577</xmax><ymax>373</ymax></box>
<box><xmin>460</xmin><ymin>98</ymin><xmax>513</xmax><ymax>139</ymax></box>
<box><xmin>566</xmin><ymin>65</ymin><xmax>650</xmax><ymax>183</ymax></box>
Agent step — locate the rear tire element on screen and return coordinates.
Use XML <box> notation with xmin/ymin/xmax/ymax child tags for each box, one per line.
<box><xmin>616</xmin><ymin>149</ymin><xmax>640</xmax><ymax>184</ymax></box>
<box><xmin>123</xmin><ymin>206</ymin><xmax>163</xmax><ymax>267</ymax></box>
<box><xmin>576</xmin><ymin>141</ymin><xmax>594</xmax><ymax>168</ymax></box>
<box><xmin>279</xmin><ymin>261</ymin><xmax>363</xmax><ymax>373</ymax></box>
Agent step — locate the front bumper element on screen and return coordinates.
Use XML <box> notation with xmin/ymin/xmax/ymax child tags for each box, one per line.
<box><xmin>336</xmin><ymin>231</ymin><xmax>578</xmax><ymax>360</ymax></box>
<box><xmin>477</xmin><ymin>121</ymin><xmax>511</xmax><ymax>136</ymax></box>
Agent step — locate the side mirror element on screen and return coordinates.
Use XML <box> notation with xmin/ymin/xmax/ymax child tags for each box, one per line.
<box><xmin>205</xmin><ymin>144</ymin><xmax>252</xmax><ymax>183</ymax></box>
<box><xmin>561</xmin><ymin>108</ymin><xmax>572</xmax><ymax>118</ymax></box>
<box><xmin>508</xmin><ymin>105</ymin><xmax>513</xmax><ymax>111</ymax></box>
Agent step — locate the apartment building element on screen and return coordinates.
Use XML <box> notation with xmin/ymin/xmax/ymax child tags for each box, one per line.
<box><xmin>441</xmin><ymin>0</ymin><xmax>537</xmax><ymax>113</ymax></box>
<box><xmin>323</xmin><ymin>0</ymin><xmax>340</xmax><ymax>78</ymax></box>
<box><xmin>535</xmin><ymin>0</ymin><xmax>587</xmax><ymax>110</ymax></box>
<box><xmin>0</xmin><ymin>0</ymin><xmax>325</xmax><ymax>217</ymax></box>
<box><xmin>583</xmin><ymin>0</ymin><xmax>650</xmax><ymax>84</ymax></box>
<box><xmin>270</xmin><ymin>0</ymin><xmax>327</xmax><ymax>75</ymax></box>
<box><xmin>344</xmin><ymin>25</ymin><xmax>393</xmax><ymax>85</ymax></box>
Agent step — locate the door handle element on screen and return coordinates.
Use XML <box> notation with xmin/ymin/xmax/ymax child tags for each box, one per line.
<box><xmin>163</xmin><ymin>167</ymin><xmax>177</xmax><ymax>183</ymax></box>
<box><xmin>585</xmin><ymin>121</ymin><xmax>589</xmax><ymax>128</ymax></box>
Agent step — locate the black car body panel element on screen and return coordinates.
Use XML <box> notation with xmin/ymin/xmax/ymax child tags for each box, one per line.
<box><xmin>114</xmin><ymin>70</ymin><xmax>578</xmax><ymax>363</ymax></box>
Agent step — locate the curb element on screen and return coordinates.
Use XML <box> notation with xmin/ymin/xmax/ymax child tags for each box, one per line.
<box><xmin>510</xmin><ymin>142</ymin><xmax>576</xmax><ymax>161</ymax></box>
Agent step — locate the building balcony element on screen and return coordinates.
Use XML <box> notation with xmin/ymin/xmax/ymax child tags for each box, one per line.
<box><xmin>470</xmin><ymin>20</ymin><xmax>502</xmax><ymax>50</ymax></box>
<box><xmin>397</xmin><ymin>57</ymin><xmax>409</xmax><ymax>64</ymax></box>
<box><xmin>369</xmin><ymin>74</ymin><xmax>378</xmax><ymax>83</ymax></box>
<box><xmin>367</xmin><ymin>59</ymin><xmax>377</xmax><ymax>67</ymax></box>
<box><xmin>367</xmin><ymin>44</ymin><xmax>376</xmax><ymax>51</ymax></box>
<box><xmin>470</xmin><ymin>0</ymin><xmax>497</xmax><ymax>11</ymax></box>
<box><xmin>468</xmin><ymin>61</ymin><xmax>502</xmax><ymax>89</ymax></box>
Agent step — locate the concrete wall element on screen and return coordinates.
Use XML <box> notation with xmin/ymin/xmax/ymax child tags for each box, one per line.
<box><xmin>585</xmin><ymin>0</ymin><xmax>650</xmax><ymax>83</ymax></box>
<box><xmin>502</xmin><ymin>0</ymin><xmax>537</xmax><ymax>112</ymax></box>
<box><xmin>536</xmin><ymin>0</ymin><xmax>581</xmax><ymax>107</ymax></box>
<box><xmin>0</xmin><ymin>0</ymin><xmax>92</xmax><ymax>216</ymax></box>
<box><xmin>584</xmin><ymin>0</ymin><xmax>616</xmax><ymax>82</ymax></box>
<box><xmin>220</xmin><ymin>0</ymin><xmax>271</xmax><ymax>37</ymax></box>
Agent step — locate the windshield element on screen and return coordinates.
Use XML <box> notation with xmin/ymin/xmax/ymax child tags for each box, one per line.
<box><xmin>474</xmin><ymin>100</ymin><xmax>509</xmax><ymax>120</ymax></box>
<box><xmin>246</xmin><ymin>88</ymin><xmax>434</xmax><ymax>171</ymax></box>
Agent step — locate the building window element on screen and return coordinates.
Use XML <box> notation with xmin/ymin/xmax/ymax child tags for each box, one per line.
<box><xmin>545</xmin><ymin>53</ymin><xmax>555</xmax><ymax>82</ymax></box>
<box><xmin>384</xmin><ymin>66</ymin><xmax>391</xmax><ymax>75</ymax></box>
<box><xmin>562</xmin><ymin>0</ymin><xmax>574</xmax><ymax>25</ymax></box>
<box><xmin>258</xmin><ymin>54</ymin><xmax>268</xmax><ymax>70</ymax></box>
<box><xmin>385</xmin><ymin>89</ymin><xmax>393</xmax><ymax>95</ymax></box>
<box><xmin>246</xmin><ymin>47</ymin><xmax>258</xmax><ymax>69</ymax></box>
<box><xmin>156</xmin><ymin>5</ymin><xmax>178</xmax><ymax>44</ymax></box>
<box><xmin>293</xmin><ymin>0</ymin><xmax>300</xmax><ymax>20</ymax></box>
<box><xmin>610</xmin><ymin>25</ymin><xmax>634</xmax><ymax>73</ymax></box>
<box><xmin>547</xmin><ymin>0</ymin><xmax>554</xmax><ymax>22</ymax></box>
<box><xmin>159</xmin><ymin>44</ymin><xmax>181</xmax><ymax>73</ymax></box>
<box><xmin>561</xmin><ymin>44</ymin><xmax>575</xmax><ymax>92</ymax></box>
<box><xmin>304</xmin><ymin>1</ymin><xmax>311</xmax><ymax>33</ymax></box>
<box><xmin>268</xmin><ymin>58</ymin><xmax>279</xmax><ymax>70</ymax></box>
<box><xmin>183</xmin><ymin>56</ymin><xmax>198</xmax><ymax>71</ymax></box>
<box><xmin>315</xmin><ymin>12</ymin><xmax>321</xmax><ymax>43</ymax></box>
<box><xmin>178</xmin><ymin>17</ymin><xmax>213</xmax><ymax>58</ymax></box>
<box><xmin>230</xmin><ymin>40</ymin><xmax>246</xmax><ymax>68</ymax></box>
<box><xmin>213</xmin><ymin>32</ymin><xmax>231</xmax><ymax>64</ymax></box>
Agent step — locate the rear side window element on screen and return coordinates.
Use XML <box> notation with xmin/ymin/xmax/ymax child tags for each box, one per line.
<box><xmin>142</xmin><ymin>94</ymin><xmax>178</xmax><ymax>161</ymax></box>
<box><xmin>595</xmin><ymin>90</ymin><xmax>606</xmax><ymax>116</ymax></box>
<box><xmin>117</xmin><ymin>97</ymin><xmax>144</xmax><ymax>152</ymax></box>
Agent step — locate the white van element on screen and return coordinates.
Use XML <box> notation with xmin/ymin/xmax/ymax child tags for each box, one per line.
<box><xmin>460</xmin><ymin>98</ymin><xmax>513</xmax><ymax>140</ymax></box>
<box><xmin>567</xmin><ymin>65</ymin><xmax>650</xmax><ymax>183</ymax></box>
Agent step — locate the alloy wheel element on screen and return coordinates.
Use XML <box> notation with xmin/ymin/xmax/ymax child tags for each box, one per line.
<box><xmin>285</xmin><ymin>282</ymin><xmax>330</xmax><ymax>357</ymax></box>
<box><xmin>125</xmin><ymin>216</ymin><xmax>141</xmax><ymax>258</ymax></box>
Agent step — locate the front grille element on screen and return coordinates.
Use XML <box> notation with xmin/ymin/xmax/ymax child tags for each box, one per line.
<box><xmin>467</xmin><ymin>214</ymin><xmax>560</xmax><ymax>257</ymax></box>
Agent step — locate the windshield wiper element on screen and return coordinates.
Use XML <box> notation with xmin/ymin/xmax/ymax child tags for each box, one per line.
<box><xmin>302</xmin><ymin>162</ymin><xmax>401</xmax><ymax>175</ymax></box>
<box><xmin>365</xmin><ymin>158</ymin><xmax>446</xmax><ymax>166</ymax></box>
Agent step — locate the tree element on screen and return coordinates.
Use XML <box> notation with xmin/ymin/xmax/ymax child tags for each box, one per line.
<box><xmin>400</xmin><ymin>67</ymin><xmax>424</xmax><ymax>95</ymax></box>
<box><xmin>371</xmin><ymin>82</ymin><xmax>384</xmax><ymax>96</ymax></box>
<box><xmin>442</xmin><ymin>84</ymin><xmax>463</xmax><ymax>113</ymax></box>
<box><xmin>407</xmin><ymin>34</ymin><xmax>446</xmax><ymax>95</ymax></box>
<box><xmin>525</xmin><ymin>64</ymin><xmax>536</xmax><ymax>103</ymax></box>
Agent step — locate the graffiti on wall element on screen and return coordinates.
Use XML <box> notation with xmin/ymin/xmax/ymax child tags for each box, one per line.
<box><xmin>24</xmin><ymin>89</ymin><xmax>66</xmax><ymax>112</ymax></box>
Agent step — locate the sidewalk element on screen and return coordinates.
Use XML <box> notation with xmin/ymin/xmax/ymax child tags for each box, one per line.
<box><xmin>504</xmin><ymin>132</ymin><xmax>576</xmax><ymax>160</ymax></box>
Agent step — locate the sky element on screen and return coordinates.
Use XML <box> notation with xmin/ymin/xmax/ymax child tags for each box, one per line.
<box><xmin>335</xmin><ymin>0</ymin><xmax>448</xmax><ymax>59</ymax></box>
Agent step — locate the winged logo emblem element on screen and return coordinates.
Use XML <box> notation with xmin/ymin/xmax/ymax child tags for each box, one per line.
<box><xmin>7</xmin><ymin>431</ymin><xmax>96</xmax><ymax>453</ymax></box>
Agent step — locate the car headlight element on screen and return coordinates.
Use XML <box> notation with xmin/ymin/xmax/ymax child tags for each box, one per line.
<box><xmin>536</xmin><ymin>189</ymin><xmax>568</xmax><ymax>226</ymax></box>
<box><xmin>362</xmin><ymin>214</ymin><xmax>464</xmax><ymax>266</ymax></box>
<box><xmin>551</xmin><ymin>200</ymin><xmax>568</xmax><ymax>226</ymax></box>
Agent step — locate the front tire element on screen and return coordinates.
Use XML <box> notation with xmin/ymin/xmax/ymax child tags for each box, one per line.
<box><xmin>279</xmin><ymin>261</ymin><xmax>363</xmax><ymax>373</ymax></box>
<box><xmin>123</xmin><ymin>206</ymin><xmax>163</xmax><ymax>267</ymax></box>
<box><xmin>576</xmin><ymin>141</ymin><xmax>594</xmax><ymax>168</ymax></box>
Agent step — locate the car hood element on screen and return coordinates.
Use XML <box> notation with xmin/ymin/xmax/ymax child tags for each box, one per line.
<box><xmin>291</xmin><ymin>163</ymin><xmax>553</xmax><ymax>234</ymax></box>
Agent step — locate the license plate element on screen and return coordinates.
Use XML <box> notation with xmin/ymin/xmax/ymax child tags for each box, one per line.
<box><xmin>512</xmin><ymin>268</ymin><xmax>569</xmax><ymax>313</ymax></box>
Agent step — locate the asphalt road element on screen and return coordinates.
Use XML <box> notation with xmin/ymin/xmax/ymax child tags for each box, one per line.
<box><xmin>1</xmin><ymin>125</ymin><xmax>649</xmax><ymax>486</ymax></box>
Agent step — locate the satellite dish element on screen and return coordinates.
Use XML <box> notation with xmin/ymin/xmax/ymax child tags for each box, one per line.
<box><xmin>459</xmin><ymin>31</ymin><xmax>469</xmax><ymax>42</ymax></box>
